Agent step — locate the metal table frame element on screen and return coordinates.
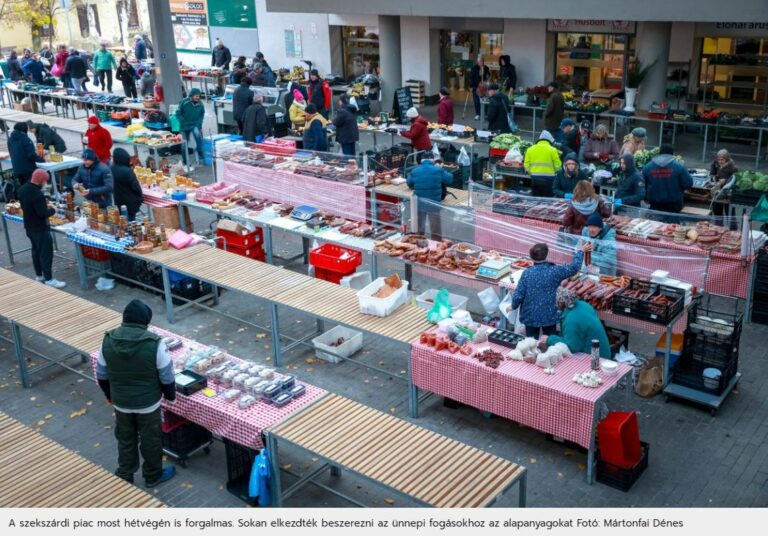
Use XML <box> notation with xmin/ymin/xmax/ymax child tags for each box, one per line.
<box><xmin>1</xmin><ymin>214</ymin><xmax>71</xmax><ymax>265</ymax></box>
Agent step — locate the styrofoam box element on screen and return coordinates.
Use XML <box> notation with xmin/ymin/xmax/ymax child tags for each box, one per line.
<box><xmin>312</xmin><ymin>326</ymin><xmax>363</xmax><ymax>364</ymax></box>
<box><xmin>416</xmin><ymin>289</ymin><xmax>469</xmax><ymax>312</ymax></box>
<box><xmin>357</xmin><ymin>277</ymin><xmax>410</xmax><ymax>317</ymax></box>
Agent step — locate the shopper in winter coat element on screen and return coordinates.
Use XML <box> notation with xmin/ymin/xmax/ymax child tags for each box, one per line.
<box><xmin>115</xmin><ymin>58</ymin><xmax>137</xmax><ymax>98</ymax></box>
<box><xmin>254</xmin><ymin>52</ymin><xmax>276</xmax><ymax>86</ymax></box>
<box><xmin>284</xmin><ymin>82</ymin><xmax>308</xmax><ymax>112</ymax></box>
<box><xmin>8</xmin><ymin>122</ymin><xmax>45</xmax><ymax>185</ymax></box>
<box><xmin>642</xmin><ymin>144</ymin><xmax>693</xmax><ymax>213</ymax></box>
<box><xmin>486</xmin><ymin>83</ymin><xmax>511</xmax><ymax>133</ymax></box>
<box><xmin>64</xmin><ymin>50</ymin><xmax>88</xmax><ymax>91</ymax></box>
<box><xmin>308</xmin><ymin>69</ymin><xmax>331</xmax><ymax>118</ymax></box>
<box><xmin>7</xmin><ymin>51</ymin><xmax>25</xmax><ymax>81</ymax></box>
<box><xmin>133</xmin><ymin>35</ymin><xmax>147</xmax><ymax>62</ymax></box>
<box><xmin>21</xmin><ymin>54</ymin><xmax>47</xmax><ymax>84</ymax></box>
<box><xmin>498</xmin><ymin>55</ymin><xmax>517</xmax><ymax>92</ymax></box>
<box><xmin>93</xmin><ymin>43</ymin><xmax>117</xmax><ymax>92</ymax></box>
<box><xmin>242</xmin><ymin>94</ymin><xmax>271</xmax><ymax>143</ymax></box>
<box><xmin>543</xmin><ymin>81</ymin><xmax>564</xmax><ymax>139</ymax></box>
<box><xmin>302</xmin><ymin>104</ymin><xmax>329</xmax><ymax>151</ymax></box>
<box><xmin>524</xmin><ymin>130</ymin><xmax>562</xmax><ymax>197</ymax></box>
<box><xmin>563</xmin><ymin>180</ymin><xmax>612</xmax><ymax>235</ymax></box>
<box><xmin>289</xmin><ymin>90</ymin><xmax>307</xmax><ymax>128</ymax></box>
<box><xmin>175</xmin><ymin>88</ymin><xmax>206</xmax><ymax>165</ymax></box>
<box><xmin>544</xmin><ymin>287</ymin><xmax>611</xmax><ymax>359</ymax></box>
<box><xmin>710</xmin><ymin>149</ymin><xmax>737</xmax><ymax>223</ymax></box>
<box><xmin>583</xmin><ymin>124</ymin><xmax>620</xmax><ymax>163</ymax></box>
<box><xmin>84</xmin><ymin>116</ymin><xmax>113</xmax><ymax>164</ymax></box>
<box><xmin>211</xmin><ymin>40</ymin><xmax>232</xmax><ymax>69</ymax></box>
<box><xmin>111</xmin><ymin>148</ymin><xmax>143</xmax><ymax>221</ymax></box>
<box><xmin>18</xmin><ymin>169</ymin><xmax>66</xmax><ymax>288</ymax></box>
<box><xmin>53</xmin><ymin>45</ymin><xmax>69</xmax><ymax>86</ymax></box>
<box><xmin>27</xmin><ymin>122</ymin><xmax>67</xmax><ymax>154</ymax></box>
<box><xmin>615</xmin><ymin>153</ymin><xmax>645</xmax><ymax>207</ymax></box>
<box><xmin>511</xmin><ymin>242</ymin><xmax>586</xmax><ymax>338</ymax></box>
<box><xmin>437</xmin><ymin>87</ymin><xmax>454</xmax><ymax>126</ymax></box>
<box><xmin>332</xmin><ymin>95</ymin><xmax>359</xmax><ymax>156</ymax></box>
<box><xmin>401</xmin><ymin>107</ymin><xmax>432</xmax><ymax>152</ymax></box>
<box><xmin>96</xmin><ymin>299</ymin><xmax>177</xmax><ymax>487</ymax></box>
<box><xmin>552</xmin><ymin>153</ymin><xmax>587</xmax><ymax>198</ymax></box>
<box><xmin>581</xmin><ymin>212</ymin><xmax>617</xmax><ymax>276</ymax></box>
<box><xmin>620</xmin><ymin>127</ymin><xmax>646</xmax><ymax>156</ymax></box>
<box><xmin>468</xmin><ymin>57</ymin><xmax>490</xmax><ymax>119</ymax></box>
<box><xmin>406</xmin><ymin>158</ymin><xmax>453</xmax><ymax>240</ymax></box>
<box><xmin>250</xmin><ymin>64</ymin><xmax>268</xmax><ymax>87</ymax></box>
<box><xmin>232</xmin><ymin>77</ymin><xmax>254</xmax><ymax>134</ymax></box>
<box><xmin>73</xmin><ymin>148</ymin><xmax>114</xmax><ymax>208</ymax></box>
<box><xmin>139</xmin><ymin>68</ymin><xmax>156</xmax><ymax>97</ymax></box>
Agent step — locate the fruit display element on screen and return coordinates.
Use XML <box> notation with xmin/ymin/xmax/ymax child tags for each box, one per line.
<box><xmin>735</xmin><ymin>170</ymin><xmax>768</xmax><ymax>192</ymax></box>
<box><xmin>489</xmin><ymin>134</ymin><xmax>532</xmax><ymax>154</ymax></box>
<box><xmin>632</xmin><ymin>147</ymin><xmax>685</xmax><ymax>168</ymax></box>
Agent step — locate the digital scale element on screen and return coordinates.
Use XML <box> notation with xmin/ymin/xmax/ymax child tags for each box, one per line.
<box><xmin>290</xmin><ymin>204</ymin><xmax>319</xmax><ymax>221</ymax></box>
<box><xmin>476</xmin><ymin>259</ymin><xmax>512</xmax><ymax>281</ymax></box>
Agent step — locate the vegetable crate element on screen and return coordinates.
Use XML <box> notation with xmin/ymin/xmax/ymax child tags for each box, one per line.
<box><xmin>671</xmin><ymin>350</ymin><xmax>739</xmax><ymax>396</ymax></box>
<box><xmin>309</xmin><ymin>244</ymin><xmax>362</xmax><ymax>284</ymax></box>
<box><xmin>81</xmin><ymin>244</ymin><xmax>110</xmax><ymax>262</ymax></box>
<box><xmin>489</xmin><ymin>147</ymin><xmax>508</xmax><ymax>158</ymax></box>
<box><xmin>596</xmin><ymin>442</ymin><xmax>649</xmax><ymax>492</ymax></box>
<box><xmin>611</xmin><ymin>279</ymin><xmax>685</xmax><ymax>325</ymax></box>
<box><xmin>368</xmin><ymin>145</ymin><xmax>411</xmax><ymax>173</ymax></box>
<box><xmin>730</xmin><ymin>189</ymin><xmax>763</xmax><ymax>206</ymax></box>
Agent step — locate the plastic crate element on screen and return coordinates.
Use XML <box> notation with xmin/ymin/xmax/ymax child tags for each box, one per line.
<box><xmin>314</xmin><ymin>267</ymin><xmax>354</xmax><ymax>284</ymax></box>
<box><xmin>606</xmin><ymin>326</ymin><xmax>630</xmax><ymax>356</ymax></box>
<box><xmin>309</xmin><ymin>244</ymin><xmax>362</xmax><ymax>276</ymax></box>
<box><xmin>596</xmin><ymin>442</ymin><xmax>649</xmax><ymax>492</ymax></box>
<box><xmin>671</xmin><ymin>351</ymin><xmax>738</xmax><ymax>396</ymax></box>
<box><xmin>369</xmin><ymin>145</ymin><xmax>411</xmax><ymax>173</ymax></box>
<box><xmin>216</xmin><ymin>226</ymin><xmax>263</xmax><ymax>249</ymax></box>
<box><xmin>161</xmin><ymin>420</ymin><xmax>212</xmax><ymax>465</ymax></box>
<box><xmin>611</xmin><ymin>279</ymin><xmax>685</xmax><ymax>325</ymax></box>
<box><xmin>312</xmin><ymin>325</ymin><xmax>364</xmax><ymax>363</ymax></box>
<box><xmin>227</xmin><ymin>244</ymin><xmax>265</xmax><ymax>261</ymax></box>
<box><xmin>687</xmin><ymin>295</ymin><xmax>743</xmax><ymax>347</ymax></box>
<box><xmin>357</xmin><ymin>277</ymin><xmax>410</xmax><ymax>317</ymax></box>
<box><xmin>224</xmin><ymin>438</ymin><xmax>258</xmax><ymax>506</ymax></box>
<box><xmin>83</xmin><ymin>258</ymin><xmax>110</xmax><ymax>278</ymax></box>
<box><xmin>489</xmin><ymin>147</ymin><xmax>508</xmax><ymax>158</ymax></box>
<box><xmin>81</xmin><ymin>244</ymin><xmax>110</xmax><ymax>261</ymax></box>
<box><xmin>685</xmin><ymin>331</ymin><xmax>739</xmax><ymax>369</ymax></box>
<box><xmin>416</xmin><ymin>289</ymin><xmax>469</xmax><ymax>312</ymax></box>
<box><xmin>597</xmin><ymin>412</ymin><xmax>642</xmax><ymax>469</ymax></box>
<box><xmin>730</xmin><ymin>189</ymin><xmax>763</xmax><ymax>206</ymax></box>
<box><xmin>655</xmin><ymin>332</ymin><xmax>683</xmax><ymax>369</ymax></box>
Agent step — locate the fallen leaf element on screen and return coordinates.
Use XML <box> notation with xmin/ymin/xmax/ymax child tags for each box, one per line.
<box><xmin>529</xmin><ymin>457</ymin><xmax>537</xmax><ymax>464</ymax></box>
<box><xmin>256</xmin><ymin>333</ymin><xmax>266</xmax><ymax>339</ymax></box>
<box><xmin>180</xmin><ymin>482</ymin><xmax>193</xmax><ymax>489</ymax></box>
<box><xmin>37</xmin><ymin>420</ymin><xmax>45</xmax><ymax>426</ymax></box>
<box><xmin>384</xmin><ymin>498</ymin><xmax>395</xmax><ymax>505</ymax></box>
<box><xmin>389</xmin><ymin>407</ymin><xmax>396</xmax><ymax>414</ymax></box>
<box><xmin>305</xmin><ymin>358</ymin><xmax>316</xmax><ymax>364</ymax></box>
<box><xmin>69</xmin><ymin>408</ymin><xmax>87</xmax><ymax>418</ymax></box>
<box><xmin>93</xmin><ymin>443</ymin><xmax>100</xmax><ymax>448</ymax></box>
<box><xmin>86</xmin><ymin>401</ymin><xmax>93</xmax><ymax>406</ymax></box>
<box><xmin>577</xmin><ymin>463</ymin><xmax>586</xmax><ymax>472</ymax></box>
<box><xmin>44</xmin><ymin>414</ymin><xmax>52</xmax><ymax>420</ymax></box>
<box><xmin>281</xmin><ymin>464</ymin><xmax>292</xmax><ymax>470</ymax></box>
<box><xmin>305</xmin><ymin>368</ymin><xmax>313</xmax><ymax>373</ymax></box>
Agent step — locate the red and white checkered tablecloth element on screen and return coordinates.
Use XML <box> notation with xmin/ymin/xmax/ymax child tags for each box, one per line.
<box><xmin>90</xmin><ymin>327</ymin><xmax>327</xmax><ymax>450</ymax></box>
<box><xmin>410</xmin><ymin>339</ymin><xmax>632</xmax><ymax>449</ymax></box>
<box><xmin>141</xmin><ymin>187</ymin><xmax>179</xmax><ymax>208</ymax></box>
<box><xmin>219</xmin><ymin>159</ymin><xmax>368</xmax><ymax>222</ymax></box>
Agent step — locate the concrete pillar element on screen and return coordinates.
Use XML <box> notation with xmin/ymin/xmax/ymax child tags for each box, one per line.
<box><xmin>635</xmin><ymin>22</ymin><xmax>671</xmax><ymax>110</ymax></box>
<box><xmin>378</xmin><ymin>15</ymin><xmax>402</xmax><ymax>113</ymax></box>
<box><xmin>147</xmin><ymin>0</ymin><xmax>183</xmax><ymax>115</ymax></box>
<box><xmin>502</xmin><ymin>19</ymin><xmax>549</xmax><ymax>89</ymax></box>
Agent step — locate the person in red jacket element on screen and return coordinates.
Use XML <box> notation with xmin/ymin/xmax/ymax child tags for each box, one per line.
<box><xmin>401</xmin><ymin>107</ymin><xmax>432</xmax><ymax>153</ymax></box>
<box><xmin>84</xmin><ymin>116</ymin><xmax>113</xmax><ymax>164</ymax></box>
<box><xmin>437</xmin><ymin>87</ymin><xmax>454</xmax><ymax>126</ymax></box>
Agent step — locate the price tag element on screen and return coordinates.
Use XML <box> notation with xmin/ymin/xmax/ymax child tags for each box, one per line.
<box><xmin>202</xmin><ymin>388</ymin><xmax>217</xmax><ymax>397</ymax></box>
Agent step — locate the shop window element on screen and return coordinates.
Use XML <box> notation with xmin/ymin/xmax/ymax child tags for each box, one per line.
<box><xmin>440</xmin><ymin>31</ymin><xmax>504</xmax><ymax>100</ymax></box>
<box><xmin>697</xmin><ymin>36</ymin><xmax>768</xmax><ymax>112</ymax></box>
<box><xmin>555</xmin><ymin>33</ymin><xmax>634</xmax><ymax>92</ymax></box>
<box><xmin>77</xmin><ymin>4</ymin><xmax>102</xmax><ymax>38</ymax></box>
<box><xmin>342</xmin><ymin>26</ymin><xmax>379</xmax><ymax>79</ymax></box>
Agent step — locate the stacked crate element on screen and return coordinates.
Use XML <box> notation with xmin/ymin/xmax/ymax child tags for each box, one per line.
<box><xmin>406</xmin><ymin>80</ymin><xmax>425</xmax><ymax>108</ymax></box>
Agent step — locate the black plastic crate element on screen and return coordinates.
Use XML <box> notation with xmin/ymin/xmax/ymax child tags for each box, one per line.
<box><xmin>596</xmin><ymin>442</ymin><xmax>649</xmax><ymax>492</ymax></box>
<box><xmin>605</xmin><ymin>326</ymin><xmax>630</xmax><ymax>356</ymax></box>
<box><xmin>685</xmin><ymin>331</ymin><xmax>739</xmax><ymax>369</ymax></box>
<box><xmin>368</xmin><ymin>145</ymin><xmax>411</xmax><ymax>173</ymax></box>
<box><xmin>730</xmin><ymin>189</ymin><xmax>763</xmax><ymax>207</ymax></box>
<box><xmin>224</xmin><ymin>438</ymin><xmax>258</xmax><ymax>506</ymax></box>
<box><xmin>671</xmin><ymin>351</ymin><xmax>738</xmax><ymax>396</ymax></box>
<box><xmin>488</xmin><ymin>328</ymin><xmax>523</xmax><ymax>348</ymax></box>
<box><xmin>161</xmin><ymin>420</ymin><xmax>212</xmax><ymax>466</ymax></box>
<box><xmin>611</xmin><ymin>279</ymin><xmax>685</xmax><ymax>325</ymax></box>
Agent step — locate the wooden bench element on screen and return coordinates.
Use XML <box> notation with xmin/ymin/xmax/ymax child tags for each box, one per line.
<box><xmin>265</xmin><ymin>394</ymin><xmax>527</xmax><ymax>507</ymax></box>
<box><xmin>0</xmin><ymin>412</ymin><xmax>163</xmax><ymax>507</ymax></box>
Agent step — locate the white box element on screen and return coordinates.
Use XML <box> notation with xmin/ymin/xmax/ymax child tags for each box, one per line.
<box><xmin>312</xmin><ymin>326</ymin><xmax>363</xmax><ymax>364</ymax></box>
<box><xmin>340</xmin><ymin>271</ymin><xmax>372</xmax><ymax>291</ymax></box>
<box><xmin>415</xmin><ymin>289</ymin><xmax>469</xmax><ymax>312</ymax></box>
<box><xmin>357</xmin><ymin>277</ymin><xmax>410</xmax><ymax>317</ymax></box>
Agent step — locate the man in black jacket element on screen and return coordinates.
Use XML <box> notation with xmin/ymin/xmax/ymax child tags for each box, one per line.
<box><xmin>8</xmin><ymin>122</ymin><xmax>45</xmax><ymax>185</ymax></box>
<box><xmin>27</xmin><ymin>122</ymin><xmax>67</xmax><ymax>154</ymax></box>
<box><xmin>211</xmin><ymin>39</ymin><xmax>232</xmax><ymax>69</ymax></box>
<box><xmin>332</xmin><ymin>95</ymin><xmax>359</xmax><ymax>156</ymax></box>
<box><xmin>486</xmin><ymin>84</ymin><xmax>511</xmax><ymax>133</ymax></box>
<box><xmin>96</xmin><ymin>299</ymin><xmax>176</xmax><ymax>487</ymax></box>
<box><xmin>111</xmin><ymin>148</ymin><xmax>143</xmax><ymax>221</ymax></box>
<box><xmin>7</xmin><ymin>50</ymin><xmax>25</xmax><ymax>82</ymax></box>
<box><xmin>64</xmin><ymin>50</ymin><xmax>88</xmax><ymax>91</ymax></box>
<box><xmin>468</xmin><ymin>57</ymin><xmax>490</xmax><ymax>120</ymax></box>
<box><xmin>232</xmin><ymin>77</ymin><xmax>253</xmax><ymax>134</ymax></box>
<box><xmin>18</xmin><ymin>169</ymin><xmax>66</xmax><ymax>288</ymax></box>
<box><xmin>242</xmin><ymin>93</ymin><xmax>270</xmax><ymax>142</ymax></box>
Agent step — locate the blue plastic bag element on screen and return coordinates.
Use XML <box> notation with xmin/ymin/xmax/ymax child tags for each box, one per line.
<box><xmin>248</xmin><ymin>447</ymin><xmax>272</xmax><ymax>506</ymax></box>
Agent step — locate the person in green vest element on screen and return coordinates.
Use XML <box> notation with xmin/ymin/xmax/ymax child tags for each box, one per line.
<box><xmin>92</xmin><ymin>42</ymin><xmax>117</xmax><ymax>93</ymax></box>
<box><xmin>542</xmin><ymin>285</ymin><xmax>612</xmax><ymax>359</ymax></box>
<box><xmin>96</xmin><ymin>300</ymin><xmax>177</xmax><ymax>487</ymax></box>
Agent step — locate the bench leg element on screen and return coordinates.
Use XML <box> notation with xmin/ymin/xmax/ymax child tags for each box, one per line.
<box><xmin>330</xmin><ymin>465</ymin><xmax>341</xmax><ymax>477</ymax></box>
<box><xmin>161</xmin><ymin>266</ymin><xmax>176</xmax><ymax>324</ymax></box>
<box><xmin>518</xmin><ymin>470</ymin><xmax>527</xmax><ymax>507</ymax></box>
<box><xmin>266</xmin><ymin>434</ymin><xmax>283</xmax><ymax>507</ymax></box>
<box><xmin>270</xmin><ymin>303</ymin><xmax>281</xmax><ymax>367</ymax></box>
<box><xmin>11</xmin><ymin>322</ymin><xmax>31</xmax><ymax>389</ymax></box>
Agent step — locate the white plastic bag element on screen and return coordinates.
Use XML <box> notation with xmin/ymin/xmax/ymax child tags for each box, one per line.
<box><xmin>457</xmin><ymin>147</ymin><xmax>471</xmax><ymax>166</ymax></box>
<box><xmin>498</xmin><ymin>292</ymin><xmax>519</xmax><ymax>325</ymax></box>
<box><xmin>74</xmin><ymin>216</ymin><xmax>88</xmax><ymax>232</ymax></box>
<box><xmin>477</xmin><ymin>287</ymin><xmax>500</xmax><ymax>315</ymax></box>
<box><xmin>431</xmin><ymin>144</ymin><xmax>440</xmax><ymax>159</ymax></box>
<box><xmin>504</xmin><ymin>147</ymin><xmax>523</xmax><ymax>164</ymax></box>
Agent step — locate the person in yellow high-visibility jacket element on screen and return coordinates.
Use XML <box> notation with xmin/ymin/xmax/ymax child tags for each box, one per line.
<box><xmin>524</xmin><ymin>130</ymin><xmax>562</xmax><ymax>197</ymax></box>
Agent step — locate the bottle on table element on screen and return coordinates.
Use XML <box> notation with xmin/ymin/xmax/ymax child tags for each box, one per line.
<box><xmin>590</xmin><ymin>339</ymin><xmax>600</xmax><ymax>371</ymax></box>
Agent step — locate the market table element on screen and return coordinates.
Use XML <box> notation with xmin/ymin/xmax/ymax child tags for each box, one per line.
<box><xmin>0</xmin><ymin>412</ymin><xmax>164</xmax><ymax>507</ymax></box>
<box><xmin>265</xmin><ymin>393</ymin><xmax>527</xmax><ymax>507</ymax></box>
<box><xmin>181</xmin><ymin>73</ymin><xmax>229</xmax><ymax>100</ymax></box>
<box><xmin>410</xmin><ymin>337</ymin><xmax>632</xmax><ymax>484</ymax></box>
<box><xmin>1</xmin><ymin>212</ymin><xmax>71</xmax><ymax>265</ymax></box>
<box><xmin>0</xmin><ymin>107</ymin><xmax>128</xmax><ymax>139</ymax></box>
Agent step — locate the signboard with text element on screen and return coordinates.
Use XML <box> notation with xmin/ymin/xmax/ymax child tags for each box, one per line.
<box><xmin>171</xmin><ymin>1</ymin><xmax>210</xmax><ymax>51</ymax></box>
<box><xmin>695</xmin><ymin>22</ymin><xmax>768</xmax><ymax>37</ymax></box>
<box><xmin>208</xmin><ymin>0</ymin><xmax>257</xmax><ymax>29</ymax></box>
<box><xmin>547</xmin><ymin>20</ymin><xmax>637</xmax><ymax>34</ymax></box>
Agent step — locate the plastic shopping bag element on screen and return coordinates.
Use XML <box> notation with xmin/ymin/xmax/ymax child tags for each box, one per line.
<box><xmin>432</xmin><ymin>143</ymin><xmax>441</xmax><ymax>159</ymax></box>
<box><xmin>498</xmin><ymin>292</ymin><xmax>519</xmax><ymax>324</ymax></box>
<box><xmin>504</xmin><ymin>147</ymin><xmax>523</xmax><ymax>164</ymax></box>
<box><xmin>477</xmin><ymin>287</ymin><xmax>500</xmax><ymax>315</ymax></box>
<box><xmin>427</xmin><ymin>289</ymin><xmax>453</xmax><ymax>323</ymax></box>
<box><xmin>752</xmin><ymin>194</ymin><xmax>768</xmax><ymax>222</ymax></box>
<box><xmin>457</xmin><ymin>147</ymin><xmax>471</xmax><ymax>166</ymax></box>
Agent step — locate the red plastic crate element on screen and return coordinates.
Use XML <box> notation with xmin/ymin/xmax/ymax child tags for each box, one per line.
<box><xmin>161</xmin><ymin>410</ymin><xmax>188</xmax><ymax>434</ymax></box>
<box><xmin>309</xmin><ymin>244</ymin><xmax>362</xmax><ymax>274</ymax></box>
<box><xmin>489</xmin><ymin>147</ymin><xmax>509</xmax><ymax>158</ymax></box>
<box><xmin>314</xmin><ymin>266</ymin><xmax>356</xmax><ymax>284</ymax></box>
<box><xmin>81</xmin><ymin>244</ymin><xmax>110</xmax><ymax>261</ymax></box>
<box><xmin>597</xmin><ymin>411</ymin><xmax>642</xmax><ymax>469</ymax></box>
<box><xmin>228</xmin><ymin>243</ymin><xmax>265</xmax><ymax>261</ymax></box>
<box><xmin>216</xmin><ymin>227</ymin><xmax>263</xmax><ymax>249</ymax></box>
<box><xmin>254</xmin><ymin>138</ymin><xmax>296</xmax><ymax>156</ymax></box>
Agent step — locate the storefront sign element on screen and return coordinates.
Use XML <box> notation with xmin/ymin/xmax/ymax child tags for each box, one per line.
<box><xmin>547</xmin><ymin>20</ymin><xmax>636</xmax><ymax>34</ymax></box>
<box><xmin>696</xmin><ymin>22</ymin><xmax>768</xmax><ymax>37</ymax></box>
<box><xmin>171</xmin><ymin>1</ymin><xmax>210</xmax><ymax>51</ymax></box>
<box><xmin>208</xmin><ymin>0</ymin><xmax>257</xmax><ymax>29</ymax></box>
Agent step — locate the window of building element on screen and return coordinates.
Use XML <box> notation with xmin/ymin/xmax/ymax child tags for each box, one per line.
<box><xmin>341</xmin><ymin>26</ymin><xmax>379</xmax><ymax>79</ymax></box>
<box><xmin>440</xmin><ymin>31</ymin><xmax>504</xmax><ymax>100</ymax></box>
<box><xmin>77</xmin><ymin>4</ymin><xmax>102</xmax><ymax>38</ymax></box>
<box><xmin>555</xmin><ymin>33</ymin><xmax>635</xmax><ymax>92</ymax></box>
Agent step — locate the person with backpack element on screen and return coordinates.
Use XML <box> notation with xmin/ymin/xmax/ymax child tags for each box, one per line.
<box><xmin>406</xmin><ymin>157</ymin><xmax>453</xmax><ymax>241</ymax></box>
<box><xmin>8</xmin><ymin>122</ymin><xmax>45</xmax><ymax>185</ymax></box>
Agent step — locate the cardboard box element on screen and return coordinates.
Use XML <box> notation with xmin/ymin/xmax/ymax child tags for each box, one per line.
<box><xmin>216</xmin><ymin>219</ymin><xmax>247</xmax><ymax>234</ymax></box>
<box><xmin>152</xmin><ymin>206</ymin><xmax>193</xmax><ymax>233</ymax></box>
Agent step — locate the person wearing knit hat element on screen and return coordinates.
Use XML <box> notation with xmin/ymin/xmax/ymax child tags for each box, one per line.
<box><xmin>552</xmin><ymin>152</ymin><xmax>587</xmax><ymax>198</ymax></box>
<box><xmin>72</xmin><ymin>148</ymin><xmax>114</xmax><ymax>208</ymax></box>
<box><xmin>232</xmin><ymin>75</ymin><xmax>254</xmax><ymax>134</ymax></box>
<box><xmin>582</xmin><ymin>211</ymin><xmax>617</xmax><ymax>276</ymax></box>
<box><xmin>84</xmin><ymin>115</ymin><xmax>113</xmax><ymax>164</ymax></box>
<box><xmin>17</xmin><ymin>169</ymin><xmax>66</xmax><ymax>287</ymax></box>
<box><xmin>289</xmin><ymin>88</ymin><xmax>307</xmax><ymax>129</ymax></box>
<box><xmin>545</xmin><ymin>284</ymin><xmax>611</xmax><ymax>358</ymax></box>
<box><xmin>523</xmin><ymin>129</ymin><xmax>562</xmax><ymax>197</ymax></box>
<box><xmin>96</xmin><ymin>299</ymin><xmax>177</xmax><ymax>488</ymax></box>
<box><xmin>8</xmin><ymin>121</ymin><xmax>45</xmax><ymax>185</ymax></box>
<box><xmin>400</xmin><ymin>107</ymin><xmax>431</xmax><ymax>152</ymax></box>
<box><xmin>406</xmin><ymin>107</ymin><xmax>419</xmax><ymax>119</ymax></box>
<box><xmin>175</xmin><ymin>87</ymin><xmax>206</xmax><ymax>167</ymax></box>
<box><xmin>621</xmin><ymin>126</ymin><xmax>647</xmax><ymax>156</ymax></box>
